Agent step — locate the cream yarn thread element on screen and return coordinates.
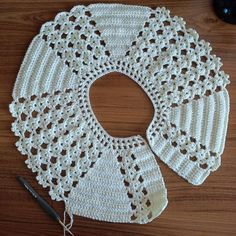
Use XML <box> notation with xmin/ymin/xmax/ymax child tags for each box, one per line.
<box><xmin>63</xmin><ymin>210</ymin><xmax>73</xmax><ymax>236</ymax></box>
<box><xmin>9</xmin><ymin>3</ymin><xmax>229</xmax><ymax>229</ymax></box>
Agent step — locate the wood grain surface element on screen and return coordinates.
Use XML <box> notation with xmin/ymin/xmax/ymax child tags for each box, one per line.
<box><xmin>0</xmin><ymin>1</ymin><xmax>236</xmax><ymax>235</ymax></box>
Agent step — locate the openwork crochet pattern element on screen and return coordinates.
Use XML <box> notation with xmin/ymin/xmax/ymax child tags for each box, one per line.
<box><xmin>9</xmin><ymin>4</ymin><xmax>230</xmax><ymax>224</ymax></box>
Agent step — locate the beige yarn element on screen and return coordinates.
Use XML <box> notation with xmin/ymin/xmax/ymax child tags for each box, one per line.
<box><xmin>9</xmin><ymin>3</ymin><xmax>229</xmax><ymax>224</ymax></box>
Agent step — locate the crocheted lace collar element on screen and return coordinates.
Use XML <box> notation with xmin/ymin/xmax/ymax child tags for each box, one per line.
<box><xmin>9</xmin><ymin>3</ymin><xmax>229</xmax><ymax>225</ymax></box>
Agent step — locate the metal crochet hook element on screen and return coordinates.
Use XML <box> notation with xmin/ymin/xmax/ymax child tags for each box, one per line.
<box><xmin>17</xmin><ymin>176</ymin><xmax>74</xmax><ymax>236</ymax></box>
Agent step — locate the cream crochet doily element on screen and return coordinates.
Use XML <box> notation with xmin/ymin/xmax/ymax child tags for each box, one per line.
<box><xmin>9</xmin><ymin>3</ymin><xmax>230</xmax><ymax>224</ymax></box>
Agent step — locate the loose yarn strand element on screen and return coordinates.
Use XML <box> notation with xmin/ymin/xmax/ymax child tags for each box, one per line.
<box><xmin>63</xmin><ymin>210</ymin><xmax>74</xmax><ymax>236</ymax></box>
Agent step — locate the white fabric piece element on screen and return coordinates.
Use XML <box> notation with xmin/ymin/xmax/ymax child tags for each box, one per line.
<box><xmin>9</xmin><ymin>3</ymin><xmax>229</xmax><ymax>224</ymax></box>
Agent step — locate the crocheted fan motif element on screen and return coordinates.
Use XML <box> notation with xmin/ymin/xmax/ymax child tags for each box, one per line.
<box><xmin>9</xmin><ymin>4</ymin><xmax>229</xmax><ymax>224</ymax></box>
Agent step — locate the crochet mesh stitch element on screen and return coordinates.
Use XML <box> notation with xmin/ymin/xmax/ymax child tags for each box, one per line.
<box><xmin>9</xmin><ymin>4</ymin><xmax>229</xmax><ymax>223</ymax></box>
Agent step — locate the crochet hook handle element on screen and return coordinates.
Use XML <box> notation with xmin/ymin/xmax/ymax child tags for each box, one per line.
<box><xmin>17</xmin><ymin>176</ymin><xmax>74</xmax><ymax>236</ymax></box>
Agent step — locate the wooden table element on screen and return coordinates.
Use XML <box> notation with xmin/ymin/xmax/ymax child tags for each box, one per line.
<box><xmin>0</xmin><ymin>1</ymin><xmax>235</xmax><ymax>235</ymax></box>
